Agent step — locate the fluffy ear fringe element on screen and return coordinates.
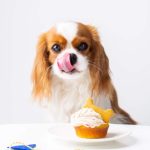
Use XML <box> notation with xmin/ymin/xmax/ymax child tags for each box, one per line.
<box><xmin>32</xmin><ymin>33</ymin><xmax>51</xmax><ymax>100</ymax></box>
<box><xmin>87</xmin><ymin>25</ymin><xmax>110</xmax><ymax>97</ymax></box>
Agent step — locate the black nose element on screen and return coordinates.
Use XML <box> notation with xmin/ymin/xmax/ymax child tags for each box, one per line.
<box><xmin>70</xmin><ymin>53</ymin><xmax>77</xmax><ymax>65</ymax></box>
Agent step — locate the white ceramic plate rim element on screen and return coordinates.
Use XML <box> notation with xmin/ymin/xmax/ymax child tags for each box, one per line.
<box><xmin>48</xmin><ymin>123</ymin><xmax>131</xmax><ymax>144</ymax></box>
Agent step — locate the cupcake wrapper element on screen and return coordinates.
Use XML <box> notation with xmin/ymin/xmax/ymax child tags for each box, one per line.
<box><xmin>74</xmin><ymin>123</ymin><xmax>109</xmax><ymax>138</ymax></box>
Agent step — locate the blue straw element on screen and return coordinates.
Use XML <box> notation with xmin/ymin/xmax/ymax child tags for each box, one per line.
<box><xmin>7</xmin><ymin>144</ymin><xmax>36</xmax><ymax>150</ymax></box>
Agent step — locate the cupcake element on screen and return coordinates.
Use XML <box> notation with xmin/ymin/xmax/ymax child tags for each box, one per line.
<box><xmin>71</xmin><ymin>98</ymin><xmax>114</xmax><ymax>138</ymax></box>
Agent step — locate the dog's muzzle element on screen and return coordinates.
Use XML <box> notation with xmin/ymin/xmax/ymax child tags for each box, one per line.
<box><xmin>57</xmin><ymin>53</ymin><xmax>77</xmax><ymax>73</ymax></box>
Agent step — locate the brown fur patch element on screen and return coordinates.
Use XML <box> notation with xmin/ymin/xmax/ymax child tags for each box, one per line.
<box><xmin>32</xmin><ymin>33</ymin><xmax>51</xmax><ymax>99</ymax></box>
<box><xmin>32</xmin><ymin>27</ymin><xmax>67</xmax><ymax>99</ymax></box>
<box><xmin>47</xmin><ymin>27</ymin><xmax>67</xmax><ymax>63</ymax></box>
<box><xmin>77</xmin><ymin>23</ymin><xmax>110</xmax><ymax>97</ymax></box>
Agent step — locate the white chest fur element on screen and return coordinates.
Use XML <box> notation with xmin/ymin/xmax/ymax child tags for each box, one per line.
<box><xmin>49</xmin><ymin>72</ymin><xmax>91</xmax><ymax>122</ymax></box>
<box><xmin>46</xmin><ymin>71</ymin><xmax>112</xmax><ymax>123</ymax></box>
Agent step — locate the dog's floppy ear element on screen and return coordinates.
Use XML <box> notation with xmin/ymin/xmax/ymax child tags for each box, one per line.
<box><xmin>86</xmin><ymin>25</ymin><xmax>110</xmax><ymax>96</ymax></box>
<box><xmin>32</xmin><ymin>33</ymin><xmax>51</xmax><ymax>100</ymax></box>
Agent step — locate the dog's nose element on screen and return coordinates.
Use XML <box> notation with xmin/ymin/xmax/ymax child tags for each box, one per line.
<box><xmin>70</xmin><ymin>53</ymin><xmax>77</xmax><ymax>65</ymax></box>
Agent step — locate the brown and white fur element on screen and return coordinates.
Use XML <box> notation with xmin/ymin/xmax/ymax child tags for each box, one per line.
<box><xmin>32</xmin><ymin>21</ymin><xmax>136</xmax><ymax>124</ymax></box>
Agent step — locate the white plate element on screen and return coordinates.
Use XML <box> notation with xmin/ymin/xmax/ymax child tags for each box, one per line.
<box><xmin>48</xmin><ymin>123</ymin><xmax>131</xmax><ymax>145</ymax></box>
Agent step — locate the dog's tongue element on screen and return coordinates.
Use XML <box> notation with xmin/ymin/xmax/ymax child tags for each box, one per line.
<box><xmin>57</xmin><ymin>53</ymin><xmax>75</xmax><ymax>72</ymax></box>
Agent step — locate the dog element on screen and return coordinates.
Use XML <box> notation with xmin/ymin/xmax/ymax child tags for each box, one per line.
<box><xmin>32</xmin><ymin>21</ymin><xmax>136</xmax><ymax>124</ymax></box>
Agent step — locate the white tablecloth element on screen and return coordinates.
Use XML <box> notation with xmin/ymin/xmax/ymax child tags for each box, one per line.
<box><xmin>0</xmin><ymin>123</ymin><xmax>149</xmax><ymax>150</ymax></box>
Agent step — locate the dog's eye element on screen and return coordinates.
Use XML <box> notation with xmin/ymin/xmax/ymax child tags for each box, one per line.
<box><xmin>77</xmin><ymin>42</ymin><xmax>88</xmax><ymax>51</ymax></box>
<box><xmin>51</xmin><ymin>44</ymin><xmax>61</xmax><ymax>52</ymax></box>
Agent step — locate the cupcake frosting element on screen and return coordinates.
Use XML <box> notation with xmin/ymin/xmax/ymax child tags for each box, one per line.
<box><xmin>71</xmin><ymin>108</ymin><xmax>104</xmax><ymax>128</ymax></box>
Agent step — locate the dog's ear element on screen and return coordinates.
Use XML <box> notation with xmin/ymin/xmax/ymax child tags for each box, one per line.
<box><xmin>32</xmin><ymin>33</ymin><xmax>51</xmax><ymax>100</ymax></box>
<box><xmin>86</xmin><ymin>25</ymin><xmax>110</xmax><ymax>96</ymax></box>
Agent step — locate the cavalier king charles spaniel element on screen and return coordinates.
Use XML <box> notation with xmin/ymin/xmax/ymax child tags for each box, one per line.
<box><xmin>32</xmin><ymin>21</ymin><xmax>136</xmax><ymax>124</ymax></box>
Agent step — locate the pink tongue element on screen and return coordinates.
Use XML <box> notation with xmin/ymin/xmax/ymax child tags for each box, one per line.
<box><xmin>57</xmin><ymin>53</ymin><xmax>75</xmax><ymax>72</ymax></box>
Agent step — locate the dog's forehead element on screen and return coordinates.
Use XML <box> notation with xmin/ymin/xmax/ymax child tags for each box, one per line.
<box><xmin>55</xmin><ymin>22</ymin><xmax>78</xmax><ymax>42</ymax></box>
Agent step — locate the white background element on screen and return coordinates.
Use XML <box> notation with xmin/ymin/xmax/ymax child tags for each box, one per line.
<box><xmin>0</xmin><ymin>0</ymin><xmax>150</xmax><ymax>124</ymax></box>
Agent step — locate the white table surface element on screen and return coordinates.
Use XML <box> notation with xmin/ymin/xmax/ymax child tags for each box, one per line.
<box><xmin>0</xmin><ymin>123</ymin><xmax>149</xmax><ymax>150</ymax></box>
